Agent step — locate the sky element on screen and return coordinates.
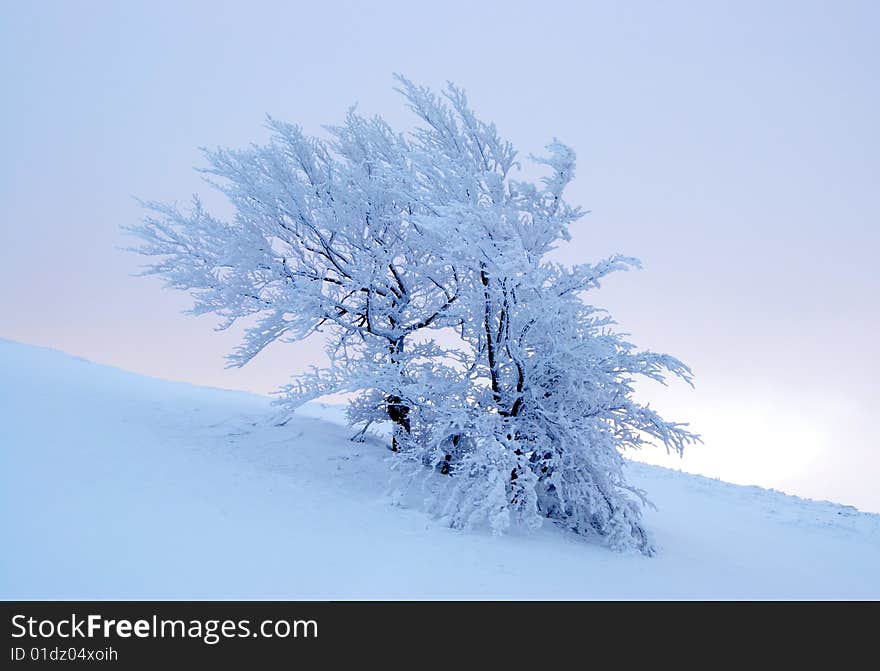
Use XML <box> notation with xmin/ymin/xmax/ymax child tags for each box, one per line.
<box><xmin>1</xmin><ymin>0</ymin><xmax>878</xmax><ymax>512</ymax></box>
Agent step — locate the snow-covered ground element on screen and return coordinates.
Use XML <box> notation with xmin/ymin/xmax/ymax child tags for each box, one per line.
<box><xmin>1</xmin><ymin>338</ymin><xmax>878</xmax><ymax>599</ymax></box>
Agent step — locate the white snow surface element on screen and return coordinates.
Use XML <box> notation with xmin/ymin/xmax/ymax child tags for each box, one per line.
<box><xmin>2</xmin><ymin>338</ymin><xmax>878</xmax><ymax>599</ymax></box>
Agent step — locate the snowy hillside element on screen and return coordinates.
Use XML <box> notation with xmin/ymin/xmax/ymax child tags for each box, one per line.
<box><xmin>1</xmin><ymin>338</ymin><xmax>878</xmax><ymax>599</ymax></box>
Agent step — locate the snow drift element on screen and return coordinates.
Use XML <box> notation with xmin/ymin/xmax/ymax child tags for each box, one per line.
<box><xmin>1</xmin><ymin>338</ymin><xmax>877</xmax><ymax>599</ymax></box>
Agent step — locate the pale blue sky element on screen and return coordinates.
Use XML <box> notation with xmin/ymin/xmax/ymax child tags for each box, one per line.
<box><xmin>2</xmin><ymin>1</ymin><xmax>878</xmax><ymax>510</ymax></box>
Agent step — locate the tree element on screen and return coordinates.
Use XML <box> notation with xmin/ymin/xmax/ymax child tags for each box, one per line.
<box><xmin>130</xmin><ymin>105</ymin><xmax>462</xmax><ymax>449</ymax></box>
<box><xmin>128</xmin><ymin>76</ymin><xmax>699</xmax><ymax>554</ymax></box>
<box><xmin>379</xmin><ymin>80</ymin><xmax>699</xmax><ymax>553</ymax></box>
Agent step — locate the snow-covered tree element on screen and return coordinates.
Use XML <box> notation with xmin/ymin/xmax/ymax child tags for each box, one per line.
<box><xmin>128</xmin><ymin>76</ymin><xmax>698</xmax><ymax>554</ymax></box>
<box><xmin>380</xmin><ymin>79</ymin><xmax>699</xmax><ymax>553</ymax></box>
<box><xmin>129</xmin><ymin>106</ymin><xmax>463</xmax><ymax>449</ymax></box>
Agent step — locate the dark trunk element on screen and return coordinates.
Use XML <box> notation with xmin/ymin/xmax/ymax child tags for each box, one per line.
<box><xmin>386</xmin><ymin>336</ymin><xmax>410</xmax><ymax>452</ymax></box>
<box><xmin>386</xmin><ymin>393</ymin><xmax>411</xmax><ymax>452</ymax></box>
<box><xmin>480</xmin><ymin>265</ymin><xmax>502</xmax><ymax>406</ymax></box>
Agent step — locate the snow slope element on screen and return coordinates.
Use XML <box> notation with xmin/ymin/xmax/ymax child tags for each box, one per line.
<box><xmin>1</xmin><ymin>338</ymin><xmax>878</xmax><ymax>599</ymax></box>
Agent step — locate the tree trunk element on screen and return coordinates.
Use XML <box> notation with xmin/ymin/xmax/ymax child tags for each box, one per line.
<box><xmin>386</xmin><ymin>393</ymin><xmax>411</xmax><ymax>452</ymax></box>
<box><xmin>386</xmin><ymin>336</ymin><xmax>410</xmax><ymax>451</ymax></box>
